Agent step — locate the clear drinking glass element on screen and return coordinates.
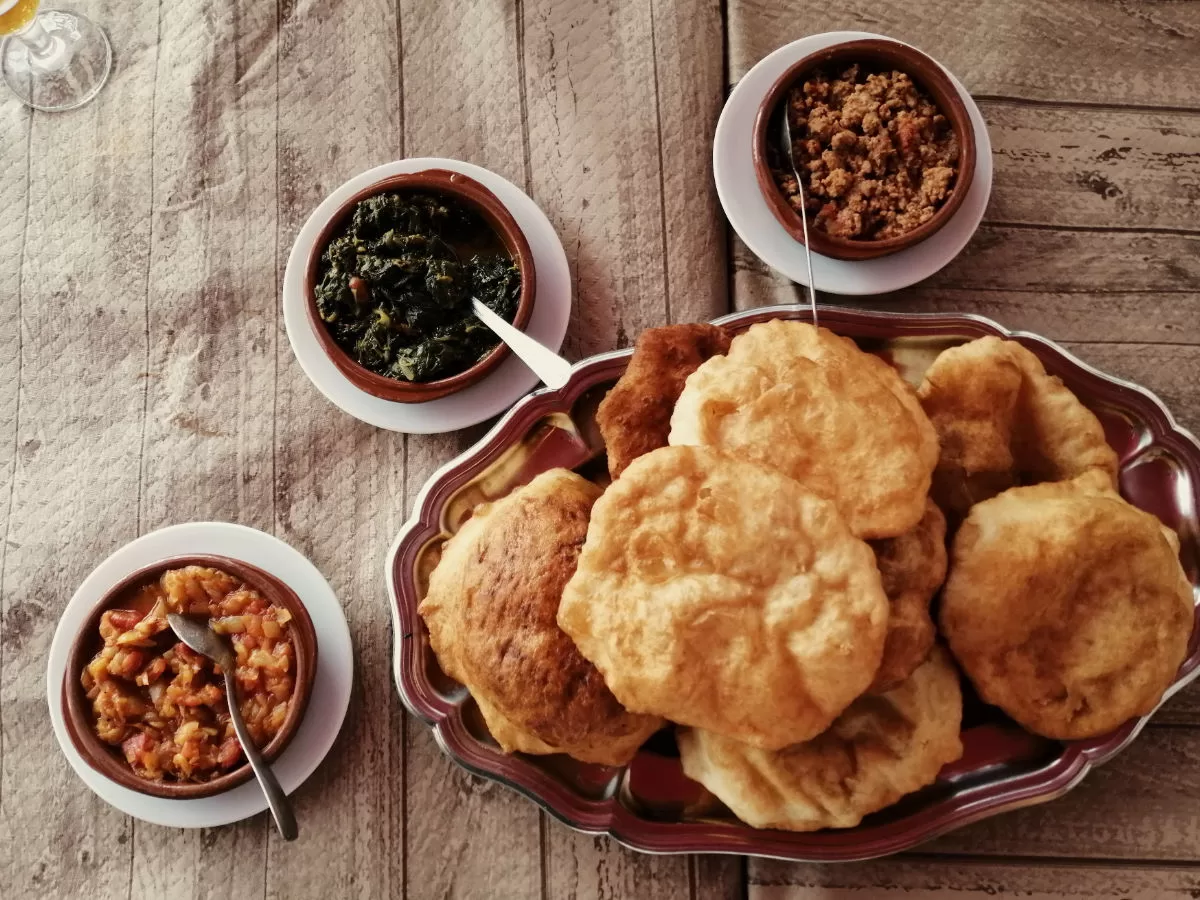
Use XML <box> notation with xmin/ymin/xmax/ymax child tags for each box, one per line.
<box><xmin>1</xmin><ymin>0</ymin><xmax>111</xmax><ymax>111</ymax></box>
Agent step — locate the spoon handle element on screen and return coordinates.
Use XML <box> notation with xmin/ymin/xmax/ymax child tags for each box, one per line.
<box><xmin>224</xmin><ymin>669</ymin><xmax>298</xmax><ymax>841</ymax></box>
<box><xmin>471</xmin><ymin>298</ymin><xmax>573</xmax><ymax>389</ymax></box>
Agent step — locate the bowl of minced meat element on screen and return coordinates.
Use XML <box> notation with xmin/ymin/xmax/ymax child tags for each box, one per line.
<box><xmin>753</xmin><ymin>39</ymin><xmax>977</xmax><ymax>260</ymax></box>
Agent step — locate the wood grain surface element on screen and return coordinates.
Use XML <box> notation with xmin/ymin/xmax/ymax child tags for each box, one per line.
<box><xmin>1</xmin><ymin>1</ymin><xmax>1197</xmax><ymax>898</ymax></box>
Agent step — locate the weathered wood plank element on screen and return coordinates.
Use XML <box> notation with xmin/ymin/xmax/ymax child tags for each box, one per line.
<box><xmin>983</xmin><ymin>101</ymin><xmax>1200</xmax><ymax>232</ymax></box>
<box><xmin>544</xmin><ymin>832</ymin><xmax>708</xmax><ymax>900</ymax></box>
<box><xmin>732</xmin><ymin>227</ymin><xmax>1200</xmax><ymax>344</ymax></box>
<box><xmin>650</xmin><ymin>0</ymin><xmax>729</xmax><ymax>324</ymax></box>
<box><xmin>522</xmin><ymin>0</ymin><xmax>675</xmax><ymax>355</ymax></box>
<box><xmin>396</xmin><ymin>1</ymin><xmax>544</xmax><ymax>896</ymax></box>
<box><xmin>749</xmin><ymin>856</ymin><xmax>1200</xmax><ymax>898</ymax></box>
<box><xmin>1056</xmin><ymin>341</ymin><xmax>1200</xmax><ymax>437</ymax></box>
<box><xmin>735</xmin><ymin>224</ymin><xmax>1200</xmax><ymax>299</ymax></box>
<box><xmin>522</xmin><ymin>0</ymin><xmax>730</xmax><ymax>894</ymax></box>
<box><xmin>924</xmin><ymin>726</ymin><xmax>1200</xmax><ymax>860</ymax></box>
<box><xmin>131</xmin><ymin>824</ymin><xmax>266</xmax><ymax>900</ymax></box>
<box><xmin>135</xmin><ymin>0</ymin><xmax>277</xmax><ymax>534</ymax></box>
<box><xmin>269</xmin><ymin>0</ymin><xmax>406</xmax><ymax>897</ymax></box>
<box><xmin>127</xmin><ymin>0</ymin><xmax>278</xmax><ymax>895</ymax></box>
<box><xmin>0</xmin><ymin>0</ymin><xmax>161</xmax><ymax>895</ymax></box>
<box><xmin>398</xmin><ymin>0</ymin><xmax>527</xmax><ymax>186</ymax></box>
<box><xmin>405</xmin><ymin>724</ymin><xmax>543</xmax><ymax>899</ymax></box>
<box><xmin>1154</xmin><ymin>686</ymin><xmax>1200</xmax><ymax>727</ymax></box>
<box><xmin>858</xmin><ymin>290</ymin><xmax>1200</xmax><ymax>347</ymax></box>
<box><xmin>943</xmin><ymin>218</ymin><xmax>1200</xmax><ymax>292</ymax></box>
<box><xmin>0</xmin><ymin>62</ymin><xmax>30</xmax><ymax>900</ymax></box>
<box><xmin>728</xmin><ymin>0</ymin><xmax>1200</xmax><ymax>107</ymax></box>
<box><xmin>695</xmin><ymin>855</ymin><xmax>747</xmax><ymax>900</ymax></box>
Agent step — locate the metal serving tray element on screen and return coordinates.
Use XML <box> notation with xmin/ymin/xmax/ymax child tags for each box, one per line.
<box><xmin>386</xmin><ymin>305</ymin><xmax>1200</xmax><ymax>862</ymax></box>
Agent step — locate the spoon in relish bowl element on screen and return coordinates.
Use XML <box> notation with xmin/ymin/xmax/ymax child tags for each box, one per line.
<box><xmin>780</xmin><ymin>102</ymin><xmax>820</xmax><ymax>326</ymax></box>
<box><xmin>167</xmin><ymin>613</ymin><xmax>299</xmax><ymax>840</ymax></box>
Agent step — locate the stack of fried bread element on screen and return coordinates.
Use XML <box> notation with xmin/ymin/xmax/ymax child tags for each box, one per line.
<box><xmin>419</xmin><ymin>320</ymin><xmax>1194</xmax><ymax>831</ymax></box>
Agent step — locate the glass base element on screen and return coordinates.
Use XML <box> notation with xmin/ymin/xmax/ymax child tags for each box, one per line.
<box><xmin>3</xmin><ymin>9</ymin><xmax>112</xmax><ymax>111</ymax></box>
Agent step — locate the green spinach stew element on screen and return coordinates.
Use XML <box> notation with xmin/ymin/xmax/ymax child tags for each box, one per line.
<box><xmin>314</xmin><ymin>191</ymin><xmax>521</xmax><ymax>383</ymax></box>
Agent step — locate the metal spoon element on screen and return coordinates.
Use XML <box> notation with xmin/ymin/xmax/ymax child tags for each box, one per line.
<box><xmin>472</xmin><ymin>297</ymin><xmax>572</xmax><ymax>389</ymax></box>
<box><xmin>779</xmin><ymin>101</ymin><xmax>819</xmax><ymax>326</ymax></box>
<box><xmin>167</xmin><ymin>612</ymin><xmax>298</xmax><ymax>841</ymax></box>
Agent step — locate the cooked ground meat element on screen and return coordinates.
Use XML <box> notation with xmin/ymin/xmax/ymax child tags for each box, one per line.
<box><xmin>771</xmin><ymin>64</ymin><xmax>959</xmax><ymax>240</ymax></box>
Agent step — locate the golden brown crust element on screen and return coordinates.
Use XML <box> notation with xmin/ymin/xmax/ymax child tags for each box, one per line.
<box><xmin>420</xmin><ymin>469</ymin><xmax>663</xmax><ymax>766</ymax></box>
<box><xmin>940</xmin><ymin>476</ymin><xmax>1194</xmax><ymax>740</ymax></box>
<box><xmin>917</xmin><ymin>336</ymin><xmax>1120</xmax><ymax>520</ymax></box>
<box><xmin>867</xmin><ymin>499</ymin><xmax>947</xmax><ymax>693</ymax></box>
<box><xmin>668</xmin><ymin>320</ymin><xmax>939</xmax><ymax>539</ymax></box>
<box><xmin>596</xmin><ymin>324</ymin><xmax>732</xmax><ymax>479</ymax></box>
<box><xmin>558</xmin><ymin>445</ymin><xmax>889</xmax><ymax>750</ymax></box>
<box><xmin>677</xmin><ymin>647</ymin><xmax>963</xmax><ymax>831</ymax></box>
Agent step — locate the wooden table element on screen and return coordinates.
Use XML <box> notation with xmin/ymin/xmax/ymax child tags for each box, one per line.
<box><xmin>2</xmin><ymin>0</ymin><xmax>1198</xmax><ymax>897</ymax></box>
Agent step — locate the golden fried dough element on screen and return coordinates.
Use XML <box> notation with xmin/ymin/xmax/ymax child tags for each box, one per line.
<box><xmin>940</xmin><ymin>476</ymin><xmax>1194</xmax><ymax>740</ymax></box>
<box><xmin>420</xmin><ymin>469</ymin><xmax>663</xmax><ymax>765</ymax></box>
<box><xmin>558</xmin><ymin>445</ymin><xmax>889</xmax><ymax>750</ymax></box>
<box><xmin>868</xmin><ymin>499</ymin><xmax>947</xmax><ymax>693</ymax></box>
<box><xmin>668</xmin><ymin>320</ymin><xmax>938</xmax><ymax>539</ymax></box>
<box><xmin>597</xmin><ymin>323</ymin><xmax>732</xmax><ymax>478</ymax></box>
<box><xmin>917</xmin><ymin>336</ymin><xmax>1119</xmax><ymax>520</ymax></box>
<box><xmin>677</xmin><ymin>647</ymin><xmax>963</xmax><ymax>831</ymax></box>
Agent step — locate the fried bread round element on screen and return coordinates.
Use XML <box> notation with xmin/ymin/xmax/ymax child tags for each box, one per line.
<box><xmin>677</xmin><ymin>646</ymin><xmax>963</xmax><ymax>831</ymax></box>
<box><xmin>868</xmin><ymin>499</ymin><xmax>947</xmax><ymax>693</ymax></box>
<box><xmin>940</xmin><ymin>476</ymin><xmax>1194</xmax><ymax>740</ymax></box>
<box><xmin>558</xmin><ymin>445</ymin><xmax>889</xmax><ymax>750</ymax></box>
<box><xmin>916</xmin><ymin>336</ymin><xmax>1119</xmax><ymax>520</ymax></box>
<box><xmin>597</xmin><ymin>323</ymin><xmax>732</xmax><ymax>479</ymax></box>
<box><xmin>419</xmin><ymin>468</ymin><xmax>663</xmax><ymax>765</ymax></box>
<box><xmin>668</xmin><ymin>320</ymin><xmax>938</xmax><ymax>539</ymax></box>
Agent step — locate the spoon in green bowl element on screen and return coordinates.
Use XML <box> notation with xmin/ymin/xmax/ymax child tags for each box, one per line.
<box><xmin>471</xmin><ymin>297</ymin><xmax>573</xmax><ymax>389</ymax></box>
<box><xmin>167</xmin><ymin>612</ymin><xmax>299</xmax><ymax>841</ymax></box>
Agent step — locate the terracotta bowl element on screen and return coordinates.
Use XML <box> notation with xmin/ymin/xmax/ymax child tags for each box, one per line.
<box><xmin>304</xmin><ymin>168</ymin><xmax>537</xmax><ymax>404</ymax></box>
<box><xmin>752</xmin><ymin>39</ymin><xmax>977</xmax><ymax>261</ymax></box>
<box><xmin>62</xmin><ymin>554</ymin><xmax>318</xmax><ymax>800</ymax></box>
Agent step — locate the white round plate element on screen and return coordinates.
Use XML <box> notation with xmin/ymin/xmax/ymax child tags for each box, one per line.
<box><xmin>714</xmin><ymin>31</ymin><xmax>994</xmax><ymax>295</ymax></box>
<box><xmin>283</xmin><ymin>158</ymin><xmax>573</xmax><ymax>434</ymax></box>
<box><xmin>46</xmin><ymin>522</ymin><xmax>354</xmax><ymax>829</ymax></box>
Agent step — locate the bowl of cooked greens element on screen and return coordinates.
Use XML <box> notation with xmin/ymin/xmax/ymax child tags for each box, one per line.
<box><xmin>305</xmin><ymin>169</ymin><xmax>537</xmax><ymax>403</ymax></box>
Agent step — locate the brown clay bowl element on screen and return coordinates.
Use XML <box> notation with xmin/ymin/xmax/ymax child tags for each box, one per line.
<box><xmin>752</xmin><ymin>39</ymin><xmax>977</xmax><ymax>261</ymax></box>
<box><xmin>62</xmin><ymin>554</ymin><xmax>318</xmax><ymax>800</ymax></box>
<box><xmin>304</xmin><ymin>169</ymin><xmax>537</xmax><ymax>404</ymax></box>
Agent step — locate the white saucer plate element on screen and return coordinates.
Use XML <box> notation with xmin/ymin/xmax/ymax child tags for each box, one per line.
<box><xmin>283</xmin><ymin>158</ymin><xmax>573</xmax><ymax>434</ymax></box>
<box><xmin>714</xmin><ymin>31</ymin><xmax>994</xmax><ymax>296</ymax></box>
<box><xmin>46</xmin><ymin>522</ymin><xmax>354</xmax><ymax>829</ymax></box>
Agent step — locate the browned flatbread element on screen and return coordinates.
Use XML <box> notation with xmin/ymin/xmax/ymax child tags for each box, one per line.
<box><xmin>669</xmin><ymin>320</ymin><xmax>939</xmax><ymax>539</ymax></box>
<box><xmin>868</xmin><ymin>499</ymin><xmax>947</xmax><ymax>693</ymax></box>
<box><xmin>940</xmin><ymin>475</ymin><xmax>1194</xmax><ymax>740</ymax></box>
<box><xmin>677</xmin><ymin>647</ymin><xmax>963</xmax><ymax>831</ymax></box>
<box><xmin>916</xmin><ymin>336</ymin><xmax>1119</xmax><ymax>521</ymax></box>
<box><xmin>596</xmin><ymin>323</ymin><xmax>731</xmax><ymax>479</ymax></box>
<box><xmin>558</xmin><ymin>445</ymin><xmax>889</xmax><ymax>750</ymax></box>
<box><xmin>420</xmin><ymin>469</ymin><xmax>663</xmax><ymax>765</ymax></box>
